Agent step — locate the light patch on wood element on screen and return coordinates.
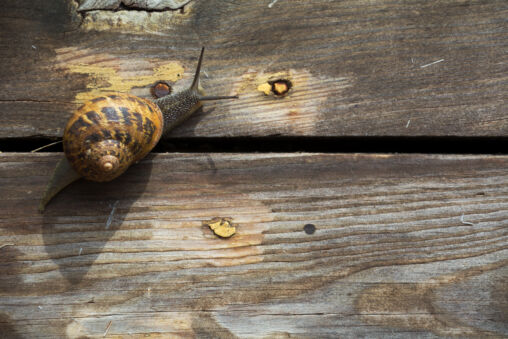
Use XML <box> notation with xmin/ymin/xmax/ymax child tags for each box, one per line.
<box><xmin>240</xmin><ymin>68</ymin><xmax>352</xmax><ymax>135</ymax></box>
<box><xmin>55</xmin><ymin>47</ymin><xmax>184</xmax><ymax>103</ymax></box>
<box><xmin>66</xmin><ymin>320</ymin><xmax>87</xmax><ymax>339</ymax></box>
<box><xmin>81</xmin><ymin>4</ymin><xmax>193</xmax><ymax>33</ymax></box>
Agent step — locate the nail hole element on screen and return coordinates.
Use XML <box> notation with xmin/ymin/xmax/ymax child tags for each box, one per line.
<box><xmin>269</xmin><ymin>79</ymin><xmax>292</xmax><ymax>96</ymax></box>
<box><xmin>151</xmin><ymin>81</ymin><xmax>172</xmax><ymax>99</ymax></box>
<box><xmin>303</xmin><ymin>224</ymin><xmax>316</xmax><ymax>235</ymax></box>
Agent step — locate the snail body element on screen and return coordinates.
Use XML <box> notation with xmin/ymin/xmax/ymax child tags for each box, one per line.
<box><xmin>39</xmin><ymin>47</ymin><xmax>237</xmax><ymax>212</ymax></box>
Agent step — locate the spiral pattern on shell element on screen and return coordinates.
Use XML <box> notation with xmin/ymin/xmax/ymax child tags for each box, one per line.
<box><xmin>63</xmin><ymin>93</ymin><xmax>163</xmax><ymax>182</ymax></box>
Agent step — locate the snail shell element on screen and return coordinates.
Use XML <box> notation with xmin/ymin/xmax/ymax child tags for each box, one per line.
<box><xmin>63</xmin><ymin>94</ymin><xmax>163</xmax><ymax>181</ymax></box>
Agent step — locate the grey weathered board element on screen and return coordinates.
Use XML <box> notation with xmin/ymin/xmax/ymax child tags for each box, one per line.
<box><xmin>0</xmin><ymin>0</ymin><xmax>507</xmax><ymax>139</ymax></box>
<box><xmin>0</xmin><ymin>153</ymin><xmax>507</xmax><ymax>338</ymax></box>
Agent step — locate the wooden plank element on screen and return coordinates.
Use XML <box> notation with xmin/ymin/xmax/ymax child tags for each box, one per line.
<box><xmin>0</xmin><ymin>153</ymin><xmax>507</xmax><ymax>338</ymax></box>
<box><xmin>0</xmin><ymin>0</ymin><xmax>507</xmax><ymax>139</ymax></box>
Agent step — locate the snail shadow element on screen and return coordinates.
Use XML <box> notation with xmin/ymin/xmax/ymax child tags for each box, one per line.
<box><xmin>41</xmin><ymin>156</ymin><xmax>154</xmax><ymax>286</ymax></box>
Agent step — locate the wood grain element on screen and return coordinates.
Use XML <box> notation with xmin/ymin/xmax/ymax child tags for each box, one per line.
<box><xmin>0</xmin><ymin>0</ymin><xmax>506</xmax><ymax>139</ymax></box>
<box><xmin>0</xmin><ymin>153</ymin><xmax>506</xmax><ymax>338</ymax></box>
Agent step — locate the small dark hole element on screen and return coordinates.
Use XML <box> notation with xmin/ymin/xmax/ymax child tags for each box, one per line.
<box><xmin>269</xmin><ymin>79</ymin><xmax>292</xmax><ymax>96</ymax></box>
<box><xmin>151</xmin><ymin>81</ymin><xmax>172</xmax><ymax>99</ymax></box>
<box><xmin>303</xmin><ymin>224</ymin><xmax>316</xmax><ymax>235</ymax></box>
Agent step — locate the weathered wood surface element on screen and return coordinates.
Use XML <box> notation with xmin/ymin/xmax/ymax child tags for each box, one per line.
<box><xmin>0</xmin><ymin>153</ymin><xmax>507</xmax><ymax>338</ymax></box>
<box><xmin>1</xmin><ymin>0</ymin><xmax>507</xmax><ymax>139</ymax></box>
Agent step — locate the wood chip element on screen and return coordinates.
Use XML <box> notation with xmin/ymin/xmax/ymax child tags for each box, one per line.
<box><xmin>205</xmin><ymin>217</ymin><xmax>237</xmax><ymax>238</ymax></box>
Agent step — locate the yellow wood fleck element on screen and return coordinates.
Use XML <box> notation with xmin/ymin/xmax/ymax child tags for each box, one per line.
<box><xmin>205</xmin><ymin>217</ymin><xmax>237</xmax><ymax>238</ymax></box>
<box><xmin>257</xmin><ymin>83</ymin><xmax>272</xmax><ymax>95</ymax></box>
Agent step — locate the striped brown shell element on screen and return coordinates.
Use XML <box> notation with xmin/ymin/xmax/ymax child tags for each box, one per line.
<box><xmin>63</xmin><ymin>93</ymin><xmax>163</xmax><ymax>182</ymax></box>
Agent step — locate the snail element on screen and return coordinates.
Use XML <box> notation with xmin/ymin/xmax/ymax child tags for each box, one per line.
<box><xmin>39</xmin><ymin>47</ymin><xmax>237</xmax><ymax>212</ymax></box>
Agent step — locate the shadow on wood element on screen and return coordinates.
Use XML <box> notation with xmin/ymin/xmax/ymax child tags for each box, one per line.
<box><xmin>41</xmin><ymin>155</ymin><xmax>154</xmax><ymax>286</ymax></box>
